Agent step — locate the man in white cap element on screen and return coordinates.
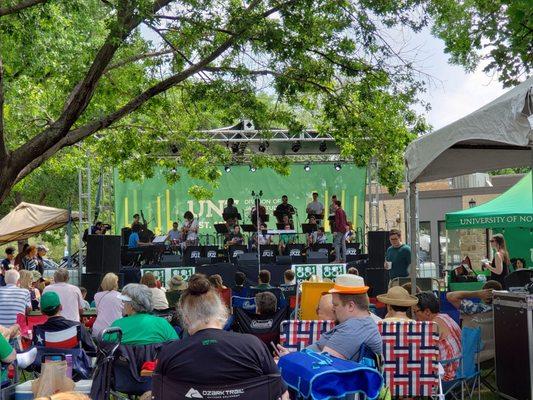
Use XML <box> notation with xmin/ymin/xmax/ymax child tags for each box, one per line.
<box><xmin>377</xmin><ymin>286</ymin><xmax>418</xmax><ymax>321</ymax></box>
<box><xmin>278</xmin><ymin>274</ymin><xmax>382</xmax><ymax>361</ymax></box>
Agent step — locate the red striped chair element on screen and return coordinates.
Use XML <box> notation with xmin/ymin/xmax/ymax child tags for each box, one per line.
<box><xmin>378</xmin><ymin>320</ymin><xmax>439</xmax><ymax>397</ymax></box>
<box><xmin>279</xmin><ymin>320</ymin><xmax>335</xmax><ymax>352</ymax></box>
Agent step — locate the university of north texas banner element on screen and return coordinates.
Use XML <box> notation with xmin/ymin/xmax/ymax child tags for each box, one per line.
<box><xmin>113</xmin><ymin>164</ymin><xmax>366</xmax><ymax>236</ymax></box>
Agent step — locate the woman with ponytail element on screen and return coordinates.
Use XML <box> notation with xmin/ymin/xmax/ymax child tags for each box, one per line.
<box><xmin>154</xmin><ymin>275</ymin><xmax>288</xmax><ymax>398</ymax></box>
<box><xmin>483</xmin><ymin>233</ymin><xmax>510</xmax><ymax>288</ymax></box>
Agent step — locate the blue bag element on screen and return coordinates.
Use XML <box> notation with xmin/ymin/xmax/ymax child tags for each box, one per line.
<box><xmin>279</xmin><ymin>349</ymin><xmax>383</xmax><ymax>400</ymax></box>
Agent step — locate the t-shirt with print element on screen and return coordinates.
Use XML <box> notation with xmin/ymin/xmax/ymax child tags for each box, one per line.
<box><xmin>460</xmin><ymin>299</ymin><xmax>492</xmax><ymax>315</ymax></box>
<box><xmin>308</xmin><ymin>316</ymin><xmax>382</xmax><ymax>361</ymax></box>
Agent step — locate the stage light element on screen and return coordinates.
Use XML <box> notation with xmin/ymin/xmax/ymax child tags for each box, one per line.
<box><xmin>249</xmin><ymin>165</ymin><xmax>256</xmax><ymax>172</ymax></box>
<box><xmin>170</xmin><ymin>144</ymin><xmax>179</xmax><ymax>154</ymax></box>
<box><xmin>291</xmin><ymin>141</ymin><xmax>301</xmax><ymax>153</ymax></box>
<box><xmin>258</xmin><ymin>141</ymin><xmax>269</xmax><ymax>153</ymax></box>
<box><xmin>224</xmin><ymin>165</ymin><xmax>231</xmax><ymax>173</ymax></box>
<box><xmin>334</xmin><ymin>163</ymin><xmax>342</xmax><ymax>171</ymax></box>
<box><xmin>304</xmin><ymin>163</ymin><xmax>310</xmax><ymax>172</ymax></box>
<box><xmin>319</xmin><ymin>141</ymin><xmax>327</xmax><ymax>152</ymax></box>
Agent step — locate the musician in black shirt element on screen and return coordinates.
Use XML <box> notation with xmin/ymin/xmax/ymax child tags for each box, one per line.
<box><xmin>274</xmin><ymin>195</ymin><xmax>295</xmax><ymax>223</ymax></box>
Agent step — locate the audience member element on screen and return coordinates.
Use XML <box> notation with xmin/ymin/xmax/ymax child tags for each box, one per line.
<box><xmin>316</xmin><ymin>294</ymin><xmax>336</xmax><ymax>321</ymax></box>
<box><xmin>35</xmin><ymin>393</ymin><xmax>90</xmax><ymax>400</ymax></box>
<box><xmin>0</xmin><ymin>269</ymin><xmax>31</xmax><ymax>327</ymax></box>
<box><xmin>43</xmin><ymin>268</ymin><xmax>84</xmax><ymax>322</ymax></box>
<box><xmin>14</xmin><ymin>243</ymin><xmax>29</xmax><ymax>269</ymax></box>
<box><xmin>1</xmin><ymin>247</ymin><xmax>15</xmax><ymax>281</ymax></box>
<box><xmin>415</xmin><ymin>292</ymin><xmax>461</xmax><ymax>382</ymax></box>
<box><xmin>278</xmin><ymin>274</ymin><xmax>382</xmax><ymax>361</ymax></box>
<box><xmin>35</xmin><ymin>244</ymin><xmax>49</xmax><ymax>274</ymax></box>
<box><xmin>377</xmin><ymin>286</ymin><xmax>418</xmax><ymax>321</ymax></box>
<box><xmin>255</xmin><ymin>292</ymin><xmax>277</xmax><ymax>316</ymax></box>
<box><xmin>446</xmin><ymin>280</ymin><xmax>502</xmax><ymax>315</ymax></box>
<box><xmin>232</xmin><ymin>272</ymin><xmax>248</xmax><ymax>297</ymax></box>
<box><xmin>109</xmin><ymin>284</ymin><xmax>178</xmax><ymax>345</ymax></box>
<box><xmin>79</xmin><ymin>287</ymin><xmax>91</xmax><ymax>309</ymax></box>
<box><xmin>511</xmin><ymin>257</ymin><xmax>526</xmax><ymax>270</ymax></box>
<box><xmin>168</xmin><ymin>275</ymin><xmax>188</xmax><ymax>292</ymax></box>
<box><xmin>347</xmin><ymin>267</ymin><xmax>359</xmax><ymax>275</ymax></box>
<box><xmin>256</xmin><ymin>270</ymin><xmax>273</xmax><ymax>289</ymax></box>
<box><xmin>385</xmin><ymin>229</ymin><xmax>411</xmax><ymax>280</ymax></box>
<box><xmin>209</xmin><ymin>274</ymin><xmax>227</xmax><ymax>290</ymax></box>
<box><xmin>401</xmin><ymin>282</ymin><xmax>421</xmax><ymax>294</ymax></box>
<box><xmin>19</xmin><ymin>269</ymin><xmax>40</xmax><ymax>310</ymax></box>
<box><xmin>154</xmin><ymin>276</ymin><xmax>288</xmax><ymax>398</ymax></box>
<box><xmin>282</xmin><ymin>270</ymin><xmax>295</xmax><ymax>285</ymax></box>
<box><xmin>35</xmin><ymin>292</ymin><xmax>96</xmax><ymax>352</ymax></box>
<box><xmin>20</xmin><ymin>245</ymin><xmax>38</xmax><ymax>271</ymax></box>
<box><xmin>140</xmin><ymin>273</ymin><xmax>169</xmax><ymax>311</ymax></box>
<box><xmin>92</xmin><ymin>273</ymin><xmax>123</xmax><ymax>338</ymax></box>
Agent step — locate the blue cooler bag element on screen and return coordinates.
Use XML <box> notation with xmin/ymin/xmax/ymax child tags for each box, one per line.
<box><xmin>278</xmin><ymin>349</ymin><xmax>383</xmax><ymax>400</ymax></box>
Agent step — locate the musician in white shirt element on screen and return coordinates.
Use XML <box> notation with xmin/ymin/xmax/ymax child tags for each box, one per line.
<box><xmin>181</xmin><ymin>211</ymin><xmax>199</xmax><ymax>248</ymax></box>
<box><xmin>306</xmin><ymin>192</ymin><xmax>324</xmax><ymax>222</ymax></box>
<box><xmin>253</xmin><ymin>223</ymin><xmax>272</xmax><ymax>249</ymax></box>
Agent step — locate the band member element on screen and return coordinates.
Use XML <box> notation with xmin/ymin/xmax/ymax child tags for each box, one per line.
<box><xmin>281</xmin><ymin>214</ymin><xmax>294</xmax><ymax>230</ymax></box>
<box><xmin>306</xmin><ymin>192</ymin><xmax>324</xmax><ymax>223</ymax></box>
<box><xmin>181</xmin><ymin>211</ymin><xmax>199</xmax><ymax>249</ymax></box>
<box><xmin>250</xmin><ymin>199</ymin><xmax>267</xmax><ymax>226</ymax></box>
<box><xmin>333</xmin><ymin>200</ymin><xmax>348</xmax><ymax>262</ymax></box>
<box><xmin>223</xmin><ymin>198</ymin><xmax>239</xmax><ymax>227</ymax></box>
<box><xmin>128</xmin><ymin>225</ymin><xmax>154</xmax><ymax>263</ymax></box>
<box><xmin>308</xmin><ymin>227</ymin><xmax>327</xmax><ymax>248</ymax></box>
<box><xmin>274</xmin><ymin>195</ymin><xmax>295</xmax><ymax>224</ymax></box>
<box><xmin>131</xmin><ymin>213</ymin><xmax>142</xmax><ymax>229</ymax></box>
<box><xmin>226</xmin><ymin>225</ymin><xmax>244</xmax><ymax>246</ymax></box>
<box><xmin>166</xmin><ymin>221</ymin><xmax>181</xmax><ymax>251</ymax></box>
<box><xmin>252</xmin><ymin>223</ymin><xmax>272</xmax><ymax>249</ymax></box>
<box><xmin>278</xmin><ymin>223</ymin><xmax>296</xmax><ymax>255</ymax></box>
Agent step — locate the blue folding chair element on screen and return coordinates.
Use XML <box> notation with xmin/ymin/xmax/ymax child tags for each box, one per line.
<box><xmin>440</xmin><ymin>326</ymin><xmax>482</xmax><ymax>400</ymax></box>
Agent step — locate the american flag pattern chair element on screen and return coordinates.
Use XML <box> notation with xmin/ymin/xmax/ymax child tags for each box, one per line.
<box><xmin>279</xmin><ymin>320</ymin><xmax>335</xmax><ymax>352</ymax></box>
<box><xmin>378</xmin><ymin>320</ymin><xmax>439</xmax><ymax>397</ymax></box>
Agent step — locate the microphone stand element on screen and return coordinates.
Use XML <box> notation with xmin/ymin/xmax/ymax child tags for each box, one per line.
<box><xmin>251</xmin><ymin>190</ymin><xmax>263</xmax><ymax>273</ymax></box>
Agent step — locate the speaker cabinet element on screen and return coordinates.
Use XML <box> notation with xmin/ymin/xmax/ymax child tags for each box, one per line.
<box><xmin>307</xmin><ymin>251</ymin><xmax>329</xmax><ymax>264</ymax></box>
<box><xmin>86</xmin><ymin>235</ymin><xmax>121</xmax><ymax>274</ymax></box>
<box><xmin>81</xmin><ymin>272</ymin><xmax>124</xmax><ymax>303</ymax></box>
<box><xmin>367</xmin><ymin>231</ymin><xmax>390</xmax><ymax>268</ymax></box>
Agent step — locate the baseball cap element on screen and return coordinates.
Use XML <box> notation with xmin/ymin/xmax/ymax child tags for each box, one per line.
<box><xmin>40</xmin><ymin>291</ymin><xmax>61</xmax><ymax>312</ymax></box>
<box><xmin>37</xmin><ymin>244</ymin><xmax>49</xmax><ymax>252</ymax></box>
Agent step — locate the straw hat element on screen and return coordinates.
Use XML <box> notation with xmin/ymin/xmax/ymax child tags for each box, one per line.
<box><xmin>328</xmin><ymin>274</ymin><xmax>369</xmax><ymax>294</ymax></box>
<box><xmin>377</xmin><ymin>286</ymin><xmax>418</xmax><ymax>307</ymax></box>
<box><xmin>169</xmin><ymin>275</ymin><xmax>188</xmax><ymax>291</ymax></box>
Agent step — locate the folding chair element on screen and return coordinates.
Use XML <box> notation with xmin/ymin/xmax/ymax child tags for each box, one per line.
<box><xmin>440</xmin><ymin>326</ymin><xmax>482</xmax><ymax>400</ymax></box>
<box><xmin>279</xmin><ymin>320</ymin><xmax>335</xmax><ymax>352</ymax></box>
<box><xmin>232</xmin><ymin>296</ymin><xmax>256</xmax><ymax>312</ymax></box>
<box><xmin>232</xmin><ymin>307</ymin><xmax>288</xmax><ymax>346</ymax></box>
<box><xmin>378</xmin><ymin>320</ymin><xmax>439</xmax><ymax>398</ymax></box>
<box><xmin>16</xmin><ymin>313</ymin><xmax>48</xmax><ymax>350</ymax></box>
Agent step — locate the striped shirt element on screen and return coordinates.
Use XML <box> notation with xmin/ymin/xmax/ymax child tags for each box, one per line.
<box><xmin>0</xmin><ymin>285</ymin><xmax>31</xmax><ymax>327</ymax></box>
<box><xmin>436</xmin><ymin>313</ymin><xmax>462</xmax><ymax>381</ymax></box>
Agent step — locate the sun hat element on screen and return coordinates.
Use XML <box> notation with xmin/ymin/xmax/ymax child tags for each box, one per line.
<box><xmin>40</xmin><ymin>291</ymin><xmax>61</xmax><ymax>312</ymax></box>
<box><xmin>169</xmin><ymin>275</ymin><xmax>188</xmax><ymax>290</ymax></box>
<box><xmin>328</xmin><ymin>274</ymin><xmax>369</xmax><ymax>294</ymax></box>
<box><xmin>37</xmin><ymin>244</ymin><xmax>49</xmax><ymax>252</ymax></box>
<box><xmin>377</xmin><ymin>286</ymin><xmax>418</xmax><ymax>307</ymax></box>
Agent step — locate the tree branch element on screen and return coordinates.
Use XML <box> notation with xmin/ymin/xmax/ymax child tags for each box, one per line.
<box><xmin>0</xmin><ymin>0</ymin><xmax>47</xmax><ymax>17</ymax></box>
<box><xmin>0</xmin><ymin>55</ymin><xmax>7</xmax><ymax>161</ymax></box>
<box><xmin>104</xmin><ymin>49</ymin><xmax>174</xmax><ymax>73</ymax></box>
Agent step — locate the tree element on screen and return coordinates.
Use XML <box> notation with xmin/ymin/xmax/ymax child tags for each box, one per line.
<box><xmin>429</xmin><ymin>0</ymin><xmax>532</xmax><ymax>86</ymax></box>
<box><xmin>0</xmin><ymin>0</ymin><xmax>436</xmax><ymax>203</ymax></box>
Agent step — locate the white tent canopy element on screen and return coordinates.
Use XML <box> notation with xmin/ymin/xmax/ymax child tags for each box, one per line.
<box><xmin>0</xmin><ymin>202</ymin><xmax>80</xmax><ymax>244</ymax></box>
<box><xmin>405</xmin><ymin>76</ymin><xmax>533</xmax><ymax>183</ymax></box>
<box><xmin>403</xmin><ymin>77</ymin><xmax>533</xmax><ymax>293</ymax></box>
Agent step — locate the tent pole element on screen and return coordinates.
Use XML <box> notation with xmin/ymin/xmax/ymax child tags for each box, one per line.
<box><xmin>67</xmin><ymin>203</ymin><xmax>72</xmax><ymax>269</ymax></box>
<box><xmin>408</xmin><ymin>182</ymin><xmax>419</xmax><ymax>295</ymax></box>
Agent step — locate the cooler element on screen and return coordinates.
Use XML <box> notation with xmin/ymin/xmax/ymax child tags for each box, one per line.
<box><xmin>493</xmin><ymin>291</ymin><xmax>533</xmax><ymax>400</ymax></box>
<box><xmin>15</xmin><ymin>379</ymin><xmax>92</xmax><ymax>399</ymax></box>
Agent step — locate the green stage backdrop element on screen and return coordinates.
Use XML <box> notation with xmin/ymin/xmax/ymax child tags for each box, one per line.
<box><xmin>114</xmin><ymin>165</ymin><xmax>366</xmax><ymax>237</ymax></box>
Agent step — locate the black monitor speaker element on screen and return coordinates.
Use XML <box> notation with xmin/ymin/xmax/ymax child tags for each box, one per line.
<box><xmin>367</xmin><ymin>231</ymin><xmax>390</xmax><ymax>268</ymax></box>
<box><xmin>161</xmin><ymin>254</ymin><xmax>182</xmax><ymax>268</ymax></box>
<box><xmin>86</xmin><ymin>235</ymin><xmax>121</xmax><ymax>274</ymax></box>
<box><xmin>307</xmin><ymin>251</ymin><xmax>329</xmax><ymax>264</ymax></box>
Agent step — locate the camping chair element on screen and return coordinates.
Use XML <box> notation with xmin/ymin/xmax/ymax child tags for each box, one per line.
<box><xmin>248</xmin><ymin>287</ymin><xmax>287</xmax><ymax>310</ymax></box>
<box><xmin>17</xmin><ymin>313</ymin><xmax>48</xmax><ymax>350</ymax></box>
<box><xmin>279</xmin><ymin>320</ymin><xmax>335</xmax><ymax>352</ymax></box>
<box><xmin>232</xmin><ymin>296</ymin><xmax>256</xmax><ymax>312</ymax></box>
<box><xmin>378</xmin><ymin>320</ymin><xmax>439</xmax><ymax>398</ymax></box>
<box><xmin>440</xmin><ymin>326</ymin><xmax>482</xmax><ymax>400</ymax></box>
<box><xmin>152</xmin><ymin>373</ymin><xmax>285</xmax><ymax>400</ymax></box>
<box><xmin>232</xmin><ymin>307</ymin><xmax>288</xmax><ymax>346</ymax></box>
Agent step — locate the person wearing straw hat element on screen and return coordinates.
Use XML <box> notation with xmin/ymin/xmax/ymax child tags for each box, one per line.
<box><xmin>277</xmin><ymin>274</ymin><xmax>382</xmax><ymax>361</ymax></box>
<box><xmin>377</xmin><ymin>286</ymin><xmax>418</xmax><ymax>322</ymax></box>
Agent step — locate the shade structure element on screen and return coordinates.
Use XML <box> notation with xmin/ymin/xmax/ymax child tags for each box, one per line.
<box><xmin>405</xmin><ymin>76</ymin><xmax>533</xmax><ymax>183</ymax></box>
<box><xmin>445</xmin><ymin>173</ymin><xmax>532</xmax><ymax>229</ymax></box>
<box><xmin>0</xmin><ymin>202</ymin><xmax>80</xmax><ymax>244</ymax></box>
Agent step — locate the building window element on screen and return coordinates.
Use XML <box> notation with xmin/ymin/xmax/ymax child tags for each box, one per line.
<box><xmin>419</xmin><ymin>221</ymin><xmax>431</xmax><ymax>262</ymax></box>
<box><xmin>438</xmin><ymin>221</ymin><xmax>462</xmax><ymax>268</ymax></box>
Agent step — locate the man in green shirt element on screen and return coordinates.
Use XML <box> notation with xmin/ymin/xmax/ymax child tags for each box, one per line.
<box><xmin>108</xmin><ymin>284</ymin><xmax>178</xmax><ymax>345</ymax></box>
<box><xmin>385</xmin><ymin>229</ymin><xmax>412</xmax><ymax>280</ymax></box>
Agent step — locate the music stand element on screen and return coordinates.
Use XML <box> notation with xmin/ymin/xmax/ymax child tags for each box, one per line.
<box><xmin>214</xmin><ymin>224</ymin><xmax>229</xmax><ymax>234</ymax></box>
<box><xmin>241</xmin><ymin>224</ymin><xmax>257</xmax><ymax>233</ymax></box>
<box><xmin>222</xmin><ymin>212</ymin><xmax>242</xmax><ymax>221</ymax></box>
<box><xmin>301</xmin><ymin>224</ymin><xmax>317</xmax><ymax>234</ymax></box>
<box><xmin>276</xmin><ymin>223</ymin><xmax>294</xmax><ymax>230</ymax></box>
<box><xmin>307</xmin><ymin>214</ymin><xmax>324</xmax><ymax>221</ymax></box>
